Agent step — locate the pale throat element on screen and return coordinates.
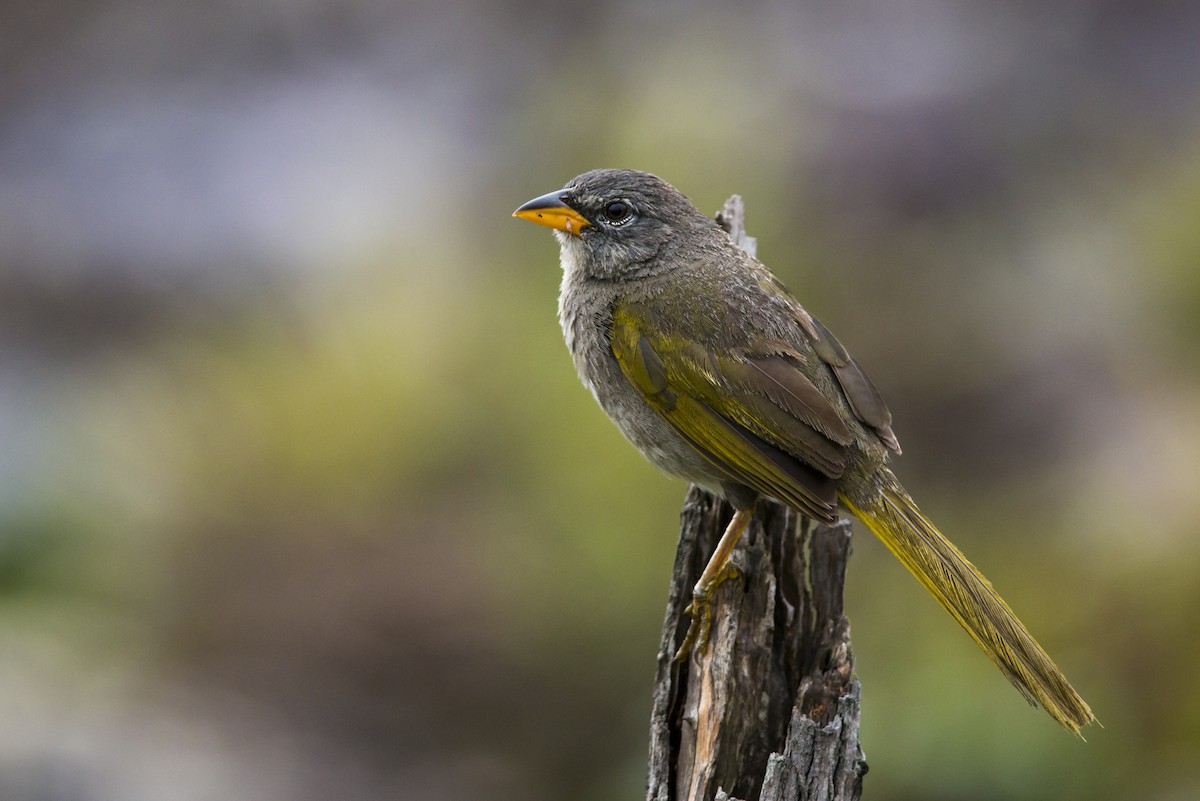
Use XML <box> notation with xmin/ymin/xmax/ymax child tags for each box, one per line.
<box><xmin>554</xmin><ymin>233</ymin><xmax>591</xmax><ymax>358</ymax></box>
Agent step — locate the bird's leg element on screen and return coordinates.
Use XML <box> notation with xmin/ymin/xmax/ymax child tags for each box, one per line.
<box><xmin>673</xmin><ymin>507</ymin><xmax>753</xmax><ymax>662</ymax></box>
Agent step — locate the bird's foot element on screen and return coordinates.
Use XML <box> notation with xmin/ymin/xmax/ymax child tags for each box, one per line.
<box><xmin>672</xmin><ymin>562</ymin><xmax>741</xmax><ymax>663</ymax></box>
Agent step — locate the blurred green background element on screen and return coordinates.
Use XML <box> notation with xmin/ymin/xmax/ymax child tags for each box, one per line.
<box><xmin>3</xmin><ymin>1</ymin><xmax>1199</xmax><ymax>799</ymax></box>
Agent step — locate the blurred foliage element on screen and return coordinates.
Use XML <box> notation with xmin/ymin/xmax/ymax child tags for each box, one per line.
<box><xmin>2</xmin><ymin>1</ymin><xmax>1200</xmax><ymax>800</ymax></box>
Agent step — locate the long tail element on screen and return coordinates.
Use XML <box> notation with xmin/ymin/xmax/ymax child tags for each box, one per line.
<box><xmin>841</xmin><ymin>470</ymin><xmax>1096</xmax><ymax>735</ymax></box>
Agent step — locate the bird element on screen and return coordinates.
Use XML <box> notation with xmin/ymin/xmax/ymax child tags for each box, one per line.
<box><xmin>512</xmin><ymin>168</ymin><xmax>1096</xmax><ymax>735</ymax></box>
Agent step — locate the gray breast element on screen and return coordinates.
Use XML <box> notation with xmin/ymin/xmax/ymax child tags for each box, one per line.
<box><xmin>557</xmin><ymin>271</ymin><xmax>724</xmax><ymax>491</ymax></box>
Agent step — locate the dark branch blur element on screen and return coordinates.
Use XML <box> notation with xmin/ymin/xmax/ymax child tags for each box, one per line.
<box><xmin>2</xmin><ymin>1</ymin><xmax>1199</xmax><ymax>799</ymax></box>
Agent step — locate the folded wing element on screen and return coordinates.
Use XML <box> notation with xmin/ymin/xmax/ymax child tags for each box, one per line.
<box><xmin>611</xmin><ymin>303</ymin><xmax>856</xmax><ymax>523</ymax></box>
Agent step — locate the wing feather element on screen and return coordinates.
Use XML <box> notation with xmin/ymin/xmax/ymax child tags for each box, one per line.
<box><xmin>611</xmin><ymin>305</ymin><xmax>846</xmax><ymax>519</ymax></box>
<box><xmin>806</xmin><ymin>316</ymin><xmax>901</xmax><ymax>453</ymax></box>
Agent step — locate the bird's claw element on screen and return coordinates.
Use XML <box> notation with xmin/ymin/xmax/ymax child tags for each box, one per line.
<box><xmin>672</xmin><ymin>563</ymin><xmax>742</xmax><ymax>663</ymax></box>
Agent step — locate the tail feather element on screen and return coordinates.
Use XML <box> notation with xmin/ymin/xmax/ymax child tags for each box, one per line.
<box><xmin>842</xmin><ymin>472</ymin><xmax>1096</xmax><ymax>735</ymax></box>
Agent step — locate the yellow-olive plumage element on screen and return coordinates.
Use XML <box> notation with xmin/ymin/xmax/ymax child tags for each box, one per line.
<box><xmin>514</xmin><ymin>169</ymin><xmax>1095</xmax><ymax>734</ymax></box>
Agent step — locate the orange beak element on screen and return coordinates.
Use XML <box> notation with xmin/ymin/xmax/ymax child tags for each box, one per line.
<box><xmin>512</xmin><ymin>190</ymin><xmax>591</xmax><ymax>236</ymax></box>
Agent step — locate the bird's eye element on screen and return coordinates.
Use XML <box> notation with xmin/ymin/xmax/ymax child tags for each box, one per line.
<box><xmin>601</xmin><ymin>200</ymin><xmax>633</xmax><ymax>224</ymax></box>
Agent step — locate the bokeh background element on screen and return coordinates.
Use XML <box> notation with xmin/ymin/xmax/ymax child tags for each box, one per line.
<box><xmin>3</xmin><ymin>1</ymin><xmax>1200</xmax><ymax>799</ymax></box>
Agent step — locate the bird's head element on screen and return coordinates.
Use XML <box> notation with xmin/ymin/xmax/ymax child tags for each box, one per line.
<box><xmin>513</xmin><ymin>169</ymin><xmax>718</xmax><ymax>280</ymax></box>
